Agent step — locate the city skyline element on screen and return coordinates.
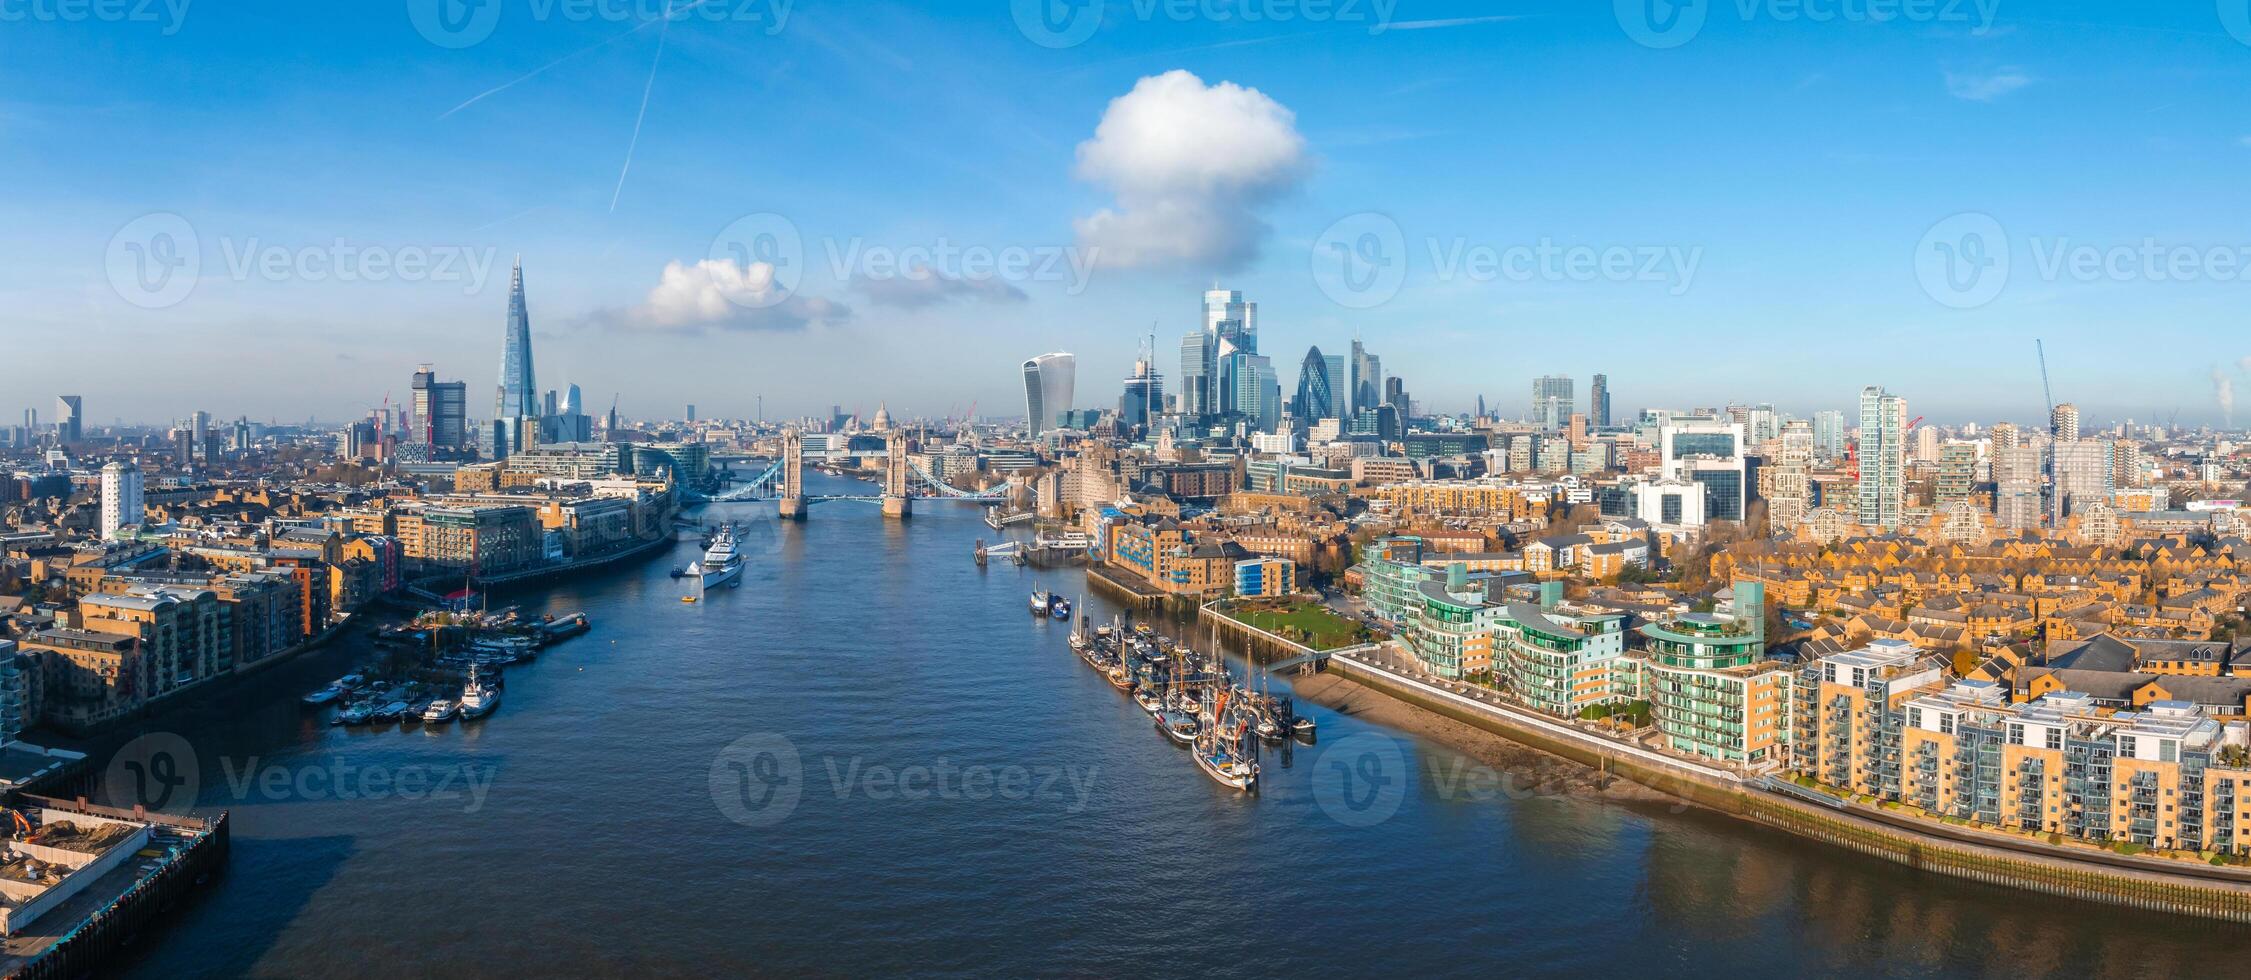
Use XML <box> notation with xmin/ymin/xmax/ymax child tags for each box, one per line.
<box><xmin>11</xmin><ymin>2</ymin><xmax>2251</xmax><ymax>424</ymax></box>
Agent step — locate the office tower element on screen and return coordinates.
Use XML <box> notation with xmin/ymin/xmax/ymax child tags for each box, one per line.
<box><xmin>2051</xmin><ymin>439</ymin><xmax>2114</xmax><ymax>518</ymax></box>
<box><xmin>550</xmin><ymin>384</ymin><xmax>592</xmax><ymax>443</ymax></box>
<box><xmin>1349</xmin><ymin>340</ymin><xmax>1382</xmax><ymax>416</ymax></box>
<box><xmin>55</xmin><ymin>395</ymin><xmax>82</xmax><ymax>443</ymax></box>
<box><xmin>1531</xmin><ymin>376</ymin><xmax>1573</xmax><ymax>433</ymax></box>
<box><xmin>1119</xmin><ymin>360</ymin><xmax>1164</xmax><ymax>430</ymax></box>
<box><xmin>1662</xmin><ymin>418</ymin><xmax>1748</xmax><ymax>522</ymax></box>
<box><xmin>1220</xmin><ymin>351</ymin><xmax>1278</xmax><ymax>432</ymax></box>
<box><xmin>172</xmin><ymin>427</ymin><xmax>195</xmax><ymax>468</ymax></box>
<box><xmin>410</xmin><ymin>364</ymin><xmax>469</xmax><ymax>450</ymax></box>
<box><xmin>191</xmin><ymin>410</ymin><xmax>210</xmax><ymax>463</ymax></box>
<box><xmin>1812</xmin><ymin>410</ymin><xmax>1846</xmax><ymax>460</ymax></box>
<box><xmin>1178</xmin><ymin>331</ymin><xmax>1213</xmax><ymax>418</ymax></box>
<box><xmin>100</xmin><ymin>460</ymin><xmax>143</xmax><ymax>539</ymax></box>
<box><xmin>543</xmin><ymin>390</ymin><xmax>560</xmax><ymax>419</ymax></box>
<box><xmin>1022</xmin><ymin>352</ymin><xmax>1077</xmax><ymax>436</ymax></box>
<box><xmin>686</xmin><ymin>404</ymin><xmax>696</xmax><ymax>423</ymax></box>
<box><xmin>1323</xmin><ymin>354</ymin><xmax>1347</xmax><ymax>421</ymax></box>
<box><xmin>495</xmin><ymin>258</ymin><xmax>538</xmax><ymax>422</ymax></box>
<box><xmin>1294</xmin><ymin>346</ymin><xmax>1339</xmax><ymax>421</ymax></box>
<box><xmin>1203</xmin><ymin>288</ymin><xmax>1256</xmax><ymax>354</ymax></box>
<box><xmin>1385</xmin><ymin>376</ymin><xmax>1408</xmax><ymax>415</ymax></box>
<box><xmin>1590</xmin><ymin>374</ymin><xmax>1611</xmax><ymax>429</ymax></box>
<box><xmin>1857</xmin><ymin>386</ymin><xmax>1907</xmax><ymax>529</ymax></box>
<box><xmin>2050</xmin><ymin>402</ymin><xmax>2080</xmax><ymax>442</ymax></box>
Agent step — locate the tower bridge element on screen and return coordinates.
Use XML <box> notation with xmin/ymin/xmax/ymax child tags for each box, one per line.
<box><xmin>706</xmin><ymin>427</ymin><xmax>1014</xmax><ymax>518</ymax></box>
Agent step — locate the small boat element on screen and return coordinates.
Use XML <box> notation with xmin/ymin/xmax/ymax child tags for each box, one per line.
<box><xmin>301</xmin><ymin>686</ymin><xmax>343</xmax><ymax>706</ymax></box>
<box><xmin>1049</xmin><ymin>598</ymin><xmax>1072</xmax><ymax>621</ymax></box>
<box><xmin>1030</xmin><ymin>589</ymin><xmax>1052</xmax><ymax>614</ymax></box>
<box><xmin>1293</xmin><ymin>716</ymin><xmax>1316</xmax><ymax>737</ymax></box>
<box><xmin>1256</xmin><ymin>717</ymin><xmax>1284</xmax><ymax>741</ymax></box>
<box><xmin>337</xmin><ymin>702</ymin><xmax>374</xmax><ymax>725</ymax></box>
<box><xmin>422</xmin><ymin>699</ymin><xmax>459</xmax><ymax>723</ymax></box>
<box><xmin>682</xmin><ymin>595</ymin><xmax>700</xmax><ymax>604</ymax></box>
<box><xmin>399</xmin><ymin>701</ymin><xmax>428</xmax><ymax>726</ymax></box>
<box><xmin>1133</xmin><ymin>689</ymin><xmax>1163</xmax><ymax>714</ymax></box>
<box><xmin>1157</xmin><ymin>711</ymin><xmax>1200</xmax><ymax>746</ymax></box>
<box><xmin>1195</xmin><ymin>743</ymin><xmax>1259</xmax><ymax>792</ymax></box>
<box><xmin>459</xmin><ymin>668</ymin><xmax>500</xmax><ymax>719</ymax></box>
<box><xmin>374</xmin><ymin>700</ymin><xmax>410</xmax><ymax>721</ymax></box>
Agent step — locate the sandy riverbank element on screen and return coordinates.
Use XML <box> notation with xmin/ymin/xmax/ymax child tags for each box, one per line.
<box><xmin>1290</xmin><ymin>670</ymin><xmax>1692</xmax><ymax>811</ymax></box>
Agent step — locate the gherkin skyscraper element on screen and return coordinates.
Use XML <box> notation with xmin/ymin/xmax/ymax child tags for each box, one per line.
<box><xmin>495</xmin><ymin>257</ymin><xmax>537</xmax><ymax>421</ymax></box>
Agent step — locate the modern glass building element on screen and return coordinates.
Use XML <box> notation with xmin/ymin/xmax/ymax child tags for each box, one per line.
<box><xmin>1497</xmin><ymin>599</ymin><xmax>1627</xmax><ymax>717</ymax></box>
<box><xmin>495</xmin><ymin>259</ymin><xmax>538</xmax><ymax>422</ymax></box>
<box><xmin>1294</xmin><ymin>346</ymin><xmax>1337</xmax><ymax>421</ymax></box>
<box><xmin>1635</xmin><ymin>583</ymin><xmax>1791</xmax><ymax>765</ymax></box>
<box><xmin>1021</xmin><ymin>352</ymin><xmax>1077</xmax><ymax>436</ymax></box>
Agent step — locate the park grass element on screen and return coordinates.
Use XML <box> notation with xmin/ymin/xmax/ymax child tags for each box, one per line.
<box><xmin>1228</xmin><ymin>599</ymin><xmax>1374</xmax><ymax>650</ymax></box>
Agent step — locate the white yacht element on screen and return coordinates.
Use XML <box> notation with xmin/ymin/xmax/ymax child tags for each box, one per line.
<box><xmin>690</xmin><ymin>525</ymin><xmax>746</xmax><ymax>590</ymax></box>
<box><xmin>421</xmin><ymin>699</ymin><xmax>459</xmax><ymax>723</ymax></box>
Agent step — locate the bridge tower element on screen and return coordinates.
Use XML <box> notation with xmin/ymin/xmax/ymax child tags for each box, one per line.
<box><xmin>881</xmin><ymin>428</ymin><xmax>912</xmax><ymax>519</ymax></box>
<box><xmin>778</xmin><ymin>428</ymin><xmax>807</xmax><ymax>521</ymax></box>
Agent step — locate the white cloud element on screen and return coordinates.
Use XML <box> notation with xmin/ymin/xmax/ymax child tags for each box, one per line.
<box><xmin>1072</xmin><ymin>70</ymin><xmax>1308</xmax><ymax>272</ymax></box>
<box><xmin>2216</xmin><ymin>366</ymin><xmax>2237</xmax><ymax>426</ymax></box>
<box><xmin>1943</xmin><ymin>67</ymin><xmax>2032</xmax><ymax>102</ymax></box>
<box><xmin>852</xmin><ymin>268</ymin><xmax>1027</xmax><ymax>310</ymax></box>
<box><xmin>596</xmin><ymin>258</ymin><xmax>848</xmax><ymax>332</ymax></box>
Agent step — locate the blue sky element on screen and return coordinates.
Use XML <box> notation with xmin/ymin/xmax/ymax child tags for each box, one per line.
<box><xmin>5</xmin><ymin>0</ymin><xmax>2250</xmax><ymax>428</ymax></box>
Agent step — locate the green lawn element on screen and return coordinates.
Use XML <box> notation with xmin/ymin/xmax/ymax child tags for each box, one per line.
<box><xmin>1229</xmin><ymin>600</ymin><xmax>1375</xmax><ymax>650</ymax></box>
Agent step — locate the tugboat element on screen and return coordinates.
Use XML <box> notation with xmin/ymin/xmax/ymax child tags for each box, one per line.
<box><xmin>459</xmin><ymin>667</ymin><xmax>501</xmax><ymax>720</ymax></box>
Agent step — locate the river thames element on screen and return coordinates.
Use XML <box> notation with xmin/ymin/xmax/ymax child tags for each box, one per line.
<box><xmin>110</xmin><ymin>472</ymin><xmax>2251</xmax><ymax>978</ymax></box>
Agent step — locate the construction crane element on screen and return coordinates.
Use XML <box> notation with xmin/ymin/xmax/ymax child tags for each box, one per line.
<box><xmin>2036</xmin><ymin>338</ymin><xmax>2055</xmax><ymax>424</ymax></box>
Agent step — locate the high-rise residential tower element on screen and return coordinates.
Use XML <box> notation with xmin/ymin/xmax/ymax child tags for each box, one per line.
<box><xmin>2050</xmin><ymin>402</ymin><xmax>2080</xmax><ymax>442</ymax></box>
<box><xmin>410</xmin><ymin>364</ymin><xmax>469</xmax><ymax>450</ymax></box>
<box><xmin>1856</xmin><ymin>385</ymin><xmax>1907</xmax><ymax>530</ymax></box>
<box><xmin>1590</xmin><ymin>374</ymin><xmax>1611</xmax><ymax>429</ymax></box>
<box><xmin>1022</xmin><ymin>352</ymin><xmax>1077</xmax><ymax>436</ymax></box>
<box><xmin>1812</xmin><ymin>410</ymin><xmax>1846</xmax><ymax>460</ymax></box>
<box><xmin>100</xmin><ymin>460</ymin><xmax>143</xmax><ymax>539</ymax></box>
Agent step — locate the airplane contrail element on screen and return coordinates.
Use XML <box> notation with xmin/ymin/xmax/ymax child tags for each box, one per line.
<box><xmin>610</xmin><ymin>5</ymin><xmax>676</xmax><ymax>213</ymax></box>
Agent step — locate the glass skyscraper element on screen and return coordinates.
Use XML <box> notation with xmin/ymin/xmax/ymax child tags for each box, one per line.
<box><xmin>1294</xmin><ymin>346</ymin><xmax>1339</xmax><ymax>421</ymax></box>
<box><xmin>1857</xmin><ymin>386</ymin><xmax>1908</xmax><ymax>529</ymax></box>
<box><xmin>495</xmin><ymin>259</ymin><xmax>538</xmax><ymax>422</ymax></box>
<box><xmin>1022</xmin><ymin>352</ymin><xmax>1077</xmax><ymax>436</ymax></box>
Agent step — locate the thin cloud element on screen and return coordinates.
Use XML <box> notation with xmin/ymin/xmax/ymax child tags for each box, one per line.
<box><xmin>1943</xmin><ymin>67</ymin><xmax>2033</xmax><ymax>102</ymax></box>
<box><xmin>1383</xmin><ymin>15</ymin><xmax>1527</xmax><ymax>31</ymax></box>
<box><xmin>852</xmin><ymin>269</ymin><xmax>1027</xmax><ymax>310</ymax></box>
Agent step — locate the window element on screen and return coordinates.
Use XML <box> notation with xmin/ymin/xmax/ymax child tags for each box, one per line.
<box><xmin>2046</xmin><ymin>729</ymin><xmax>2063</xmax><ymax>751</ymax></box>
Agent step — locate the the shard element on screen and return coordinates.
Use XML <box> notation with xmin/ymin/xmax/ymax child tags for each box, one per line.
<box><xmin>495</xmin><ymin>258</ymin><xmax>537</xmax><ymax>420</ymax></box>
